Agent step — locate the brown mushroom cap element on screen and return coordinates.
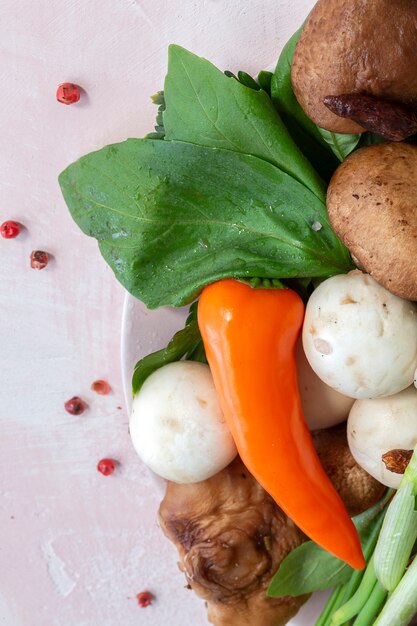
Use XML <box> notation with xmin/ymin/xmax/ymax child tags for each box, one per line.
<box><xmin>326</xmin><ymin>142</ymin><xmax>417</xmax><ymax>300</ymax></box>
<box><xmin>291</xmin><ymin>0</ymin><xmax>417</xmax><ymax>134</ymax></box>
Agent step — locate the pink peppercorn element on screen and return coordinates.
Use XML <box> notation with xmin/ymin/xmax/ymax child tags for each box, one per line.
<box><xmin>56</xmin><ymin>83</ymin><xmax>81</xmax><ymax>105</ymax></box>
<box><xmin>64</xmin><ymin>396</ymin><xmax>86</xmax><ymax>415</ymax></box>
<box><xmin>1</xmin><ymin>221</ymin><xmax>20</xmax><ymax>239</ymax></box>
<box><xmin>91</xmin><ymin>380</ymin><xmax>111</xmax><ymax>395</ymax></box>
<box><xmin>30</xmin><ymin>250</ymin><xmax>49</xmax><ymax>270</ymax></box>
<box><xmin>136</xmin><ymin>591</ymin><xmax>153</xmax><ymax>608</ymax></box>
<box><xmin>97</xmin><ymin>458</ymin><xmax>116</xmax><ymax>476</ymax></box>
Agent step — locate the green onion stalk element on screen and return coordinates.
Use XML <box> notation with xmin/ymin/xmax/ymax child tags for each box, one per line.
<box><xmin>353</xmin><ymin>580</ymin><xmax>386</xmax><ymax>626</ymax></box>
<box><xmin>314</xmin><ymin>498</ymin><xmax>391</xmax><ymax>626</ymax></box>
<box><xmin>330</xmin><ymin>554</ymin><xmax>384</xmax><ymax>626</ymax></box>
<box><xmin>372</xmin><ymin>444</ymin><xmax>417</xmax><ymax>625</ymax></box>
<box><xmin>316</xmin><ymin>444</ymin><xmax>417</xmax><ymax>626</ymax></box>
<box><xmin>374</xmin><ymin>446</ymin><xmax>417</xmax><ymax>592</ymax></box>
<box><xmin>374</xmin><ymin>555</ymin><xmax>417</xmax><ymax>625</ymax></box>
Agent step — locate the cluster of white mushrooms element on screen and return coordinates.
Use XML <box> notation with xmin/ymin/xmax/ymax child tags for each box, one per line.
<box><xmin>303</xmin><ymin>271</ymin><xmax>417</xmax><ymax>488</ymax></box>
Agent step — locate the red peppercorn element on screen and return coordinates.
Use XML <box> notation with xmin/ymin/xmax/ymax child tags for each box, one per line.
<box><xmin>56</xmin><ymin>82</ymin><xmax>81</xmax><ymax>105</ymax></box>
<box><xmin>1</xmin><ymin>220</ymin><xmax>20</xmax><ymax>239</ymax></box>
<box><xmin>97</xmin><ymin>458</ymin><xmax>116</xmax><ymax>476</ymax></box>
<box><xmin>136</xmin><ymin>591</ymin><xmax>153</xmax><ymax>608</ymax></box>
<box><xmin>65</xmin><ymin>396</ymin><xmax>87</xmax><ymax>415</ymax></box>
<box><xmin>30</xmin><ymin>250</ymin><xmax>49</xmax><ymax>270</ymax></box>
<box><xmin>91</xmin><ymin>379</ymin><xmax>111</xmax><ymax>395</ymax></box>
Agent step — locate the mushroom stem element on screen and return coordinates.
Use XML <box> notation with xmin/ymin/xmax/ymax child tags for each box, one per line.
<box><xmin>323</xmin><ymin>93</ymin><xmax>417</xmax><ymax>141</ymax></box>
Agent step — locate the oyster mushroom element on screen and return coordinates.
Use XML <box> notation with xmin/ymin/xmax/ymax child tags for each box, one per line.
<box><xmin>159</xmin><ymin>456</ymin><xmax>307</xmax><ymax>626</ymax></box>
<box><xmin>159</xmin><ymin>425</ymin><xmax>384</xmax><ymax>626</ymax></box>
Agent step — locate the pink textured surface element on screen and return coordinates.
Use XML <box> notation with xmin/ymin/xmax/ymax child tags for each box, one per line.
<box><xmin>0</xmin><ymin>1</ymin><xmax>315</xmax><ymax>624</ymax></box>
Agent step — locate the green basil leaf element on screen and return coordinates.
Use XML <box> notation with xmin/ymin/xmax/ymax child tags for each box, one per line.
<box><xmin>354</xmin><ymin>490</ymin><xmax>393</xmax><ymax>536</ymax></box>
<box><xmin>185</xmin><ymin>300</ymin><xmax>198</xmax><ymax>325</ymax></box>
<box><xmin>224</xmin><ymin>70</ymin><xmax>260</xmax><ymax>92</ymax></box>
<box><xmin>131</xmin><ymin>301</ymin><xmax>205</xmax><ymax>395</ymax></box>
<box><xmin>271</xmin><ymin>30</ymin><xmax>360</xmax><ymax>175</ymax></box>
<box><xmin>186</xmin><ymin>340</ymin><xmax>208</xmax><ymax>364</ymax></box>
<box><xmin>268</xmin><ymin>540</ymin><xmax>351</xmax><ymax>599</ymax></box>
<box><xmin>185</xmin><ymin>301</ymin><xmax>207</xmax><ymax>362</ymax></box>
<box><xmin>132</xmin><ymin>317</ymin><xmax>202</xmax><ymax>395</ymax></box>
<box><xmin>271</xmin><ymin>29</ymin><xmax>337</xmax><ymax>177</ymax></box>
<box><xmin>237</xmin><ymin>70</ymin><xmax>260</xmax><ymax>91</ymax></box>
<box><xmin>257</xmin><ymin>70</ymin><xmax>273</xmax><ymax>96</ymax></box>
<box><xmin>59</xmin><ymin>138</ymin><xmax>352</xmax><ymax>309</ymax></box>
<box><xmin>271</xmin><ymin>29</ymin><xmax>323</xmax><ymax>142</ymax></box>
<box><xmin>268</xmin><ymin>491</ymin><xmax>392</xmax><ymax>598</ymax></box>
<box><xmin>163</xmin><ymin>45</ymin><xmax>325</xmax><ymax>199</ymax></box>
<box><xmin>316</xmin><ymin>127</ymin><xmax>361</xmax><ymax>162</ymax></box>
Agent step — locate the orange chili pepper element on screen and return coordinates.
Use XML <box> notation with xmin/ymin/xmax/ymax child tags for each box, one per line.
<box><xmin>198</xmin><ymin>278</ymin><xmax>365</xmax><ymax>570</ymax></box>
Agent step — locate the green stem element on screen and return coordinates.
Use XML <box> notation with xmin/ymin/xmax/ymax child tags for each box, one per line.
<box><xmin>337</xmin><ymin>503</ymin><xmax>389</xmax><ymax>605</ymax></box>
<box><xmin>352</xmin><ymin>580</ymin><xmax>387</xmax><ymax>626</ymax></box>
<box><xmin>362</xmin><ymin>505</ymin><xmax>392</xmax><ymax>561</ymax></box>
<box><xmin>315</xmin><ymin>498</ymin><xmax>391</xmax><ymax>626</ymax></box>
<box><xmin>315</xmin><ymin>585</ymin><xmax>349</xmax><ymax>626</ymax></box>
<box><xmin>400</xmin><ymin>444</ymin><xmax>417</xmax><ymax>494</ymax></box>
<box><xmin>331</xmin><ymin>555</ymin><xmax>377</xmax><ymax>626</ymax></box>
<box><xmin>339</xmin><ymin>562</ymin><xmax>369</xmax><ymax>607</ymax></box>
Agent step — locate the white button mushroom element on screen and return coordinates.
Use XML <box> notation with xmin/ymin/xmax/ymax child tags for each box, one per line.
<box><xmin>347</xmin><ymin>386</ymin><xmax>417</xmax><ymax>488</ymax></box>
<box><xmin>129</xmin><ymin>361</ymin><xmax>237</xmax><ymax>483</ymax></box>
<box><xmin>302</xmin><ymin>272</ymin><xmax>417</xmax><ymax>400</ymax></box>
<box><xmin>295</xmin><ymin>338</ymin><xmax>354</xmax><ymax>430</ymax></box>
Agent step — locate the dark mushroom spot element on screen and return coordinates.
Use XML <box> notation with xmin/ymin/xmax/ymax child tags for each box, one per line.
<box><xmin>382</xmin><ymin>449</ymin><xmax>413</xmax><ymax>474</ymax></box>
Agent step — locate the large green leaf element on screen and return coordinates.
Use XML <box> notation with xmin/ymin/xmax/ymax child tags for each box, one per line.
<box><xmin>271</xmin><ymin>29</ymin><xmax>337</xmax><ymax>181</ymax></box>
<box><xmin>272</xmin><ymin>30</ymin><xmax>325</xmax><ymax>143</ymax></box>
<box><xmin>163</xmin><ymin>45</ymin><xmax>325</xmax><ymax>199</ymax></box>
<box><xmin>59</xmin><ymin>138</ymin><xmax>352</xmax><ymax>309</ymax></box>
<box><xmin>271</xmin><ymin>29</ymin><xmax>360</xmax><ymax>173</ymax></box>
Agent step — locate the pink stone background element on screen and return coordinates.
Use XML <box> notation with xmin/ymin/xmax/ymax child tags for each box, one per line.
<box><xmin>1</xmin><ymin>1</ymin><xmax>314</xmax><ymax>624</ymax></box>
